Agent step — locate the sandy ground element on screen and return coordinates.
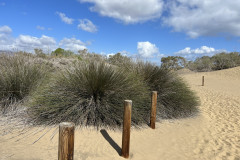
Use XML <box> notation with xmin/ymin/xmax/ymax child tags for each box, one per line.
<box><xmin>1</xmin><ymin>67</ymin><xmax>240</xmax><ymax>160</ymax></box>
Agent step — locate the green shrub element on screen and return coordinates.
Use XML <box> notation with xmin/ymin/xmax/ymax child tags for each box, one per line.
<box><xmin>187</xmin><ymin>52</ymin><xmax>240</xmax><ymax>72</ymax></box>
<box><xmin>28</xmin><ymin>61</ymin><xmax>150</xmax><ymax>127</ymax></box>
<box><xmin>131</xmin><ymin>62</ymin><xmax>199</xmax><ymax>118</ymax></box>
<box><xmin>0</xmin><ymin>53</ymin><xmax>50</xmax><ymax>112</ymax></box>
<box><xmin>188</xmin><ymin>56</ymin><xmax>213</xmax><ymax>72</ymax></box>
<box><xmin>51</xmin><ymin>48</ymin><xmax>74</xmax><ymax>57</ymax></box>
<box><xmin>108</xmin><ymin>53</ymin><xmax>132</xmax><ymax>67</ymax></box>
<box><xmin>212</xmin><ymin>52</ymin><xmax>240</xmax><ymax>70</ymax></box>
<box><xmin>78</xmin><ymin>49</ymin><xmax>106</xmax><ymax>62</ymax></box>
<box><xmin>161</xmin><ymin>56</ymin><xmax>187</xmax><ymax>70</ymax></box>
<box><xmin>34</xmin><ymin>48</ymin><xmax>47</xmax><ymax>58</ymax></box>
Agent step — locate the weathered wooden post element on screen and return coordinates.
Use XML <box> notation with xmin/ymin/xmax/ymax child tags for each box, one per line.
<box><xmin>58</xmin><ymin>122</ymin><xmax>75</xmax><ymax>160</ymax></box>
<box><xmin>150</xmin><ymin>91</ymin><xmax>157</xmax><ymax>129</ymax></box>
<box><xmin>202</xmin><ymin>76</ymin><xmax>204</xmax><ymax>86</ymax></box>
<box><xmin>121</xmin><ymin>100</ymin><xmax>132</xmax><ymax>158</ymax></box>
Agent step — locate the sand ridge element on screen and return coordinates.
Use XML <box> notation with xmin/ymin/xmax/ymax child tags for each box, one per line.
<box><xmin>1</xmin><ymin>67</ymin><xmax>240</xmax><ymax>160</ymax></box>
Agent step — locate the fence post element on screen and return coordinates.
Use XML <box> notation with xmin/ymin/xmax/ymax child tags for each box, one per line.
<box><xmin>150</xmin><ymin>91</ymin><xmax>157</xmax><ymax>129</ymax></box>
<box><xmin>122</xmin><ymin>100</ymin><xmax>132</xmax><ymax>158</ymax></box>
<box><xmin>202</xmin><ymin>76</ymin><xmax>204</xmax><ymax>86</ymax></box>
<box><xmin>58</xmin><ymin>122</ymin><xmax>75</xmax><ymax>160</ymax></box>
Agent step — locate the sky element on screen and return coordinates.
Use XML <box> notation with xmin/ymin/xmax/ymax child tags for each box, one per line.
<box><xmin>1</xmin><ymin>0</ymin><xmax>240</xmax><ymax>63</ymax></box>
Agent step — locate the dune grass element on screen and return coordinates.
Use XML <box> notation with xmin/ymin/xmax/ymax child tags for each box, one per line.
<box><xmin>0</xmin><ymin>52</ymin><xmax>199</xmax><ymax>127</ymax></box>
<box><xmin>0</xmin><ymin>53</ymin><xmax>51</xmax><ymax>112</ymax></box>
<box><xmin>132</xmin><ymin>62</ymin><xmax>199</xmax><ymax>118</ymax></box>
<box><xmin>28</xmin><ymin>61</ymin><xmax>150</xmax><ymax>127</ymax></box>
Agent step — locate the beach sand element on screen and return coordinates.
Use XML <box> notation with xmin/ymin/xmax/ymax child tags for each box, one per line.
<box><xmin>1</xmin><ymin>67</ymin><xmax>240</xmax><ymax>160</ymax></box>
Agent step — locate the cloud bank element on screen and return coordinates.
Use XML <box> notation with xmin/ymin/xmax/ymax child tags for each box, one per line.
<box><xmin>79</xmin><ymin>0</ymin><xmax>164</xmax><ymax>24</ymax></box>
<box><xmin>79</xmin><ymin>0</ymin><xmax>240</xmax><ymax>38</ymax></box>
<box><xmin>0</xmin><ymin>25</ymin><xmax>87</xmax><ymax>53</ymax></box>
<box><xmin>175</xmin><ymin>46</ymin><xmax>227</xmax><ymax>59</ymax></box>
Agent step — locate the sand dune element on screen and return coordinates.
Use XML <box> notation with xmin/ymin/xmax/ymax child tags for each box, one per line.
<box><xmin>1</xmin><ymin>67</ymin><xmax>240</xmax><ymax>160</ymax></box>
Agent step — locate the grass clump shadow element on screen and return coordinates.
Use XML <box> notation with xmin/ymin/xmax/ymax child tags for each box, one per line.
<box><xmin>28</xmin><ymin>61</ymin><xmax>151</xmax><ymax>127</ymax></box>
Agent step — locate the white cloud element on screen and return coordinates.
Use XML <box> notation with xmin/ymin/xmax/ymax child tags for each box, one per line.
<box><xmin>175</xmin><ymin>46</ymin><xmax>227</xmax><ymax>59</ymax></box>
<box><xmin>137</xmin><ymin>41</ymin><xmax>159</xmax><ymax>58</ymax></box>
<box><xmin>0</xmin><ymin>25</ymin><xmax>12</xmax><ymax>34</ymax></box>
<box><xmin>56</xmin><ymin>12</ymin><xmax>74</xmax><ymax>24</ymax></box>
<box><xmin>0</xmin><ymin>33</ymin><xmax>57</xmax><ymax>53</ymax></box>
<box><xmin>36</xmin><ymin>25</ymin><xmax>45</xmax><ymax>30</ymax></box>
<box><xmin>14</xmin><ymin>35</ymin><xmax>57</xmax><ymax>53</ymax></box>
<box><xmin>0</xmin><ymin>25</ymin><xmax>88</xmax><ymax>53</ymax></box>
<box><xmin>59</xmin><ymin>38</ymin><xmax>87</xmax><ymax>52</ymax></box>
<box><xmin>103</xmin><ymin>50</ymin><xmax>130</xmax><ymax>58</ymax></box>
<box><xmin>79</xmin><ymin>0</ymin><xmax>164</xmax><ymax>24</ymax></box>
<box><xmin>78</xmin><ymin>19</ymin><xmax>98</xmax><ymax>33</ymax></box>
<box><xmin>0</xmin><ymin>25</ymin><xmax>14</xmax><ymax>47</ymax></box>
<box><xmin>164</xmin><ymin>0</ymin><xmax>240</xmax><ymax>38</ymax></box>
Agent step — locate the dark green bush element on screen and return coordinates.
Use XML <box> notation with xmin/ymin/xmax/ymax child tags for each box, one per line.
<box><xmin>0</xmin><ymin>53</ymin><xmax>50</xmax><ymax>111</ymax></box>
<box><xmin>28</xmin><ymin>61</ymin><xmax>150</xmax><ymax>127</ymax></box>
<box><xmin>188</xmin><ymin>56</ymin><xmax>213</xmax><ymax>72</ymax></box>
<box><xmin>131</xmin><ymin>62</ymin><xmax>199</xmax><ymax>118</ymax></box>
<box><xmin>161</xmin><ymin>56</ymin><xmax>187</xmax><ymax>70</ymax></box>
<box><xmin>187</xmin><ymin>52</ymin><xmax>240</xmax><ymax>72</ymax></box>
<box><xmin>212</xmin><ymin>52</ymin><xmax>240</xmax><ymax>70</ymax></box>
<box><xmin>51</xmin><ymin>48</ymin><xmax>74</xmax><ymax>57</ymax></box>
<box><xmin>108</xmin><ymin>53</ymin><xmax>132</xmax><ymax>67</ymax></box>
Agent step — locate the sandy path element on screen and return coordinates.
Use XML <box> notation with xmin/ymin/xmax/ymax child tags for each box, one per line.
<box><xmin>1</xmin><ymin>67</ymin><xmax>240</xmax><ymax>160</ymax></box>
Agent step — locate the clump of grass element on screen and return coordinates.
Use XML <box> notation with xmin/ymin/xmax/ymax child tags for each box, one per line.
<box><xmin>28</xmin><ymin>61</ymin><xmax>150</xmax><ymax>127</ymax></box>
<box><xmin>132</xmin><ymin>62</ymin><xmax>199</xmax><ymax>118</ymax></box>
<box><xmin>0</xmin><ymin>53</ymin><xmax>50</xmax><ymax>112</ymax></box>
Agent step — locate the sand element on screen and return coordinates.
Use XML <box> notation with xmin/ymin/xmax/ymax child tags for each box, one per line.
<box><xmin>1</xmin><ymin>67</ymin><xmax>240</xmax><ymax>160</ymax></box>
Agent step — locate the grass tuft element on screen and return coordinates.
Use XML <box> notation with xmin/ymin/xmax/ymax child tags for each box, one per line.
<box><xmin>28</xmin><ymin>61</ymin><xmax>150</xmax><ymax>127</ymax></box>
<box><xmin>0</xmin><ymin>53</ymin><xmax>50</xmax><ymax>112</ymax></box>
<box><xmin>132</xmin><ymin>62</ymin><xmax>199</xmax><ymax>118</ymax></box>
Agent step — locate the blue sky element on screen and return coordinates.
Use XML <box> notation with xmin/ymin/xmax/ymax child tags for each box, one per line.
<box><xmin>1</xmin><ymin>0</ymin><xmax>240</xmax><ymax>62</ymax></box>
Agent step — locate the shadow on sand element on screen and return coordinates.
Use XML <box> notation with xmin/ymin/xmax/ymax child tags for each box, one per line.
<box><xmin>100</xmin><ymin>129</ymin><xmax>121</xmax><ymax>156</ymax></box>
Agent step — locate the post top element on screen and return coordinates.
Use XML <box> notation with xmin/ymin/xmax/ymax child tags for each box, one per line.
<box><xmin>124</xmin><ymin>100</ymin><xmax>132</xmax><ymax>103</ymax></box>
<box><xmin>59</xmin><ymin>122</ymin><xmax>75</xmax><ymax>127</ymax></box>
<box><xmin>152</xmin><ymin>91</ymin><xmax>157</xmax><ymax>93</ymax></box>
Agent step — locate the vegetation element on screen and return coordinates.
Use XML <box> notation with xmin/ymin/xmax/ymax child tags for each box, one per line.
<box><xmin>107</xmin><ymin>54</ymin><xmax>199</xmax><ymax>119</ymax></box>
<box><xmin>78</xmin><ymin>49</ymin><xmax>106</xmax><ymax>62</ymax></box>
<box><xmin>51</xmin><ymin>48</ymin><xmax>74</xmax><ymax>57</ymax></box>
<box><xmin>0</xmin><ymin>51</ymin><xmax>200</xmax><ymax>127</ymax></box>
<box><xmin>161</xmin><ymin>56</ymin><xmax>187</xmax><ymax>70</ymax></box>
<box><xmin>0</xmin><ymin>53</ymin><xmax>50</xmax><ymax>112</ymax></box>
<box><xmin>188</xmin><ymin>56</ymin><xmax>213</xmax><ymax>72</ymax></box>
<box><xmin>161</xmin><ymin>52</ymin><xmax>240</xmax><ymax>72</ymax></box>
<box><xmin>130</xmin><ymin>62</ymin><xmax>199</xmax><ymax>118</ymax></box>
<box><xmin>188</xmin><ymin>52</ymin><xmax>240</xmax><ymax>72</ymax></box>
<box><xmin>108</xmin><ymin>52</ymin><xmax>132</xmax><ymax>67</ymax></box>
<box><xmin>28</xmin><ymin>61</ymin><xmax>150</xmax><ymax>127</ymax></box>
<box><xmin>2</xmin><ymin>48</ymin><xmax>239</xmax><ymax>128</ymax></box>
<box><xmin>34</xmin><ymin>48</ymin><xmax>47</xmax><ymax>58</ymax></box>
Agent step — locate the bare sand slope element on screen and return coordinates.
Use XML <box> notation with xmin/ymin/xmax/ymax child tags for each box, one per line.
<box><xmin>1</xmin><ymin>67</ymin><xmax>240</xmax><ymax>160</ymax></box>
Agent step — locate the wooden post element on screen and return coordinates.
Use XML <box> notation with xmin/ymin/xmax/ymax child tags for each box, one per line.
<box><xmin>121</xmin><ymin>100</ymin><xmax>132</xmax><ymax>158</ymax></box>
<box><xmin>58</xmin><ymin>122</ymin><xmax>75</xmax><ymax>160</ymax></box>
<box><xmin>150</xmin><ymin>91</ymin><xmax>157</xmax><ymax>129</ymax></box>
<box><xmin>202</xmin><ymin>76</ymin><xmax>204</xmax><ymax>86</ymax></box>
